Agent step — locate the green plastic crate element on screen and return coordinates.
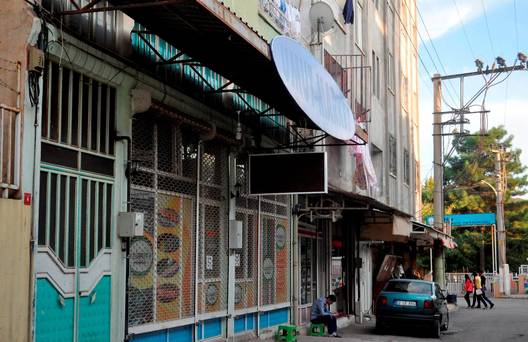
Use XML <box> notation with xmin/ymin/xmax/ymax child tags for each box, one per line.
<box><xmin>309</xmin><ymin>323</ymin><xmax>326</xmax><ymax>336</ymax></box>
<box><xmin>275</xmin><ymin>325</ymin><xmax>299</xmax><ymax>342</ymax></box>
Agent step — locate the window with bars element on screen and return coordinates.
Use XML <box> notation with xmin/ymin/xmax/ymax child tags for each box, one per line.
<box><xmin>41</xmin><ymin>61</ymin><xmax>116</xmax><ymax>176</ymax></box>
<box><xmin>389</xmin><ymin>135</ymin><xmax>397</xmax><ymax>176</ymax></box>
<box><xmin>403</xmin><ymin>148</ymin><xmax>410</xmax><ymax>185</ymax></box>
<box><xmin>372</xmin><ymin>50</ymin><xmax>380</xmax><ymax>98</ymax></box>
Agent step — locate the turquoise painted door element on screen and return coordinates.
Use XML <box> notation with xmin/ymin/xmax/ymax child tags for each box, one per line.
<box><xmin>35</xmin><ymin>170</ymin><xmax>113</xmax><ymax>342</ymax></box>
<box><xmin>35</xmin><ymin>61</ymin><xmax>116</xmax><ymax>341</ymax></box>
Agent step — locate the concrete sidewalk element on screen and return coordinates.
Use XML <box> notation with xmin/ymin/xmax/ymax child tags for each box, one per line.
<box><xmin>258</xmin><ymin>304</ymin><xmax>458</xmax><ymax>341</ymax></box>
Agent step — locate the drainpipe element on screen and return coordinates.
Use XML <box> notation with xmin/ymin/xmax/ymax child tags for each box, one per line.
<box><xmin>115</xmin><ymin>135</ymin><xmax>131</xmax><ymax>341</ymax></box>
<box><xmin>193</xmin><ymin>124</ymin><xmax>216</xmax><ymax>341</ymax></box>
<box><xmin>29</xmin><ymin>66</ymin><xmax>43</xmax><ymax>342</ymax></box>
<box><xmin>193</xmin><ymin>140</ymin><xmax>202</xmax><ymax>341</ymax></box>
<box><xmin>291</xmin><ymin>194</ymin><xmax>299</xmax><ymax>325</ymax></box>
<box><xmin>256</xmin><ymin>196</ymin><xmax>262</xmax><ymax>337</ymax></box>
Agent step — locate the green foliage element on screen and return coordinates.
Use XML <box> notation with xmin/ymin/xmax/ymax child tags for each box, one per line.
<box><xmin>422</xmin><ymin>126</ymin><xmax>528</xmax><ymax>272</ymax></box>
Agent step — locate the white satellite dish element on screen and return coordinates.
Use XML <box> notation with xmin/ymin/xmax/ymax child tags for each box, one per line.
<box><xmin>309</xmin><ymin>1</ymin><xmax>335</xmax><ymax>34</ymax></box>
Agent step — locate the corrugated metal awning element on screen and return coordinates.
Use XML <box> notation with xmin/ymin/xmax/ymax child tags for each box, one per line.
<box><xmin>411</xmin><ymin>221</ymin><xmax>457</xmax><ymax>249</ymax></box>
<box><xmin>107</xmin><ymin>0</ymin><xmax>310</xmax><ymax>126</ymax></box>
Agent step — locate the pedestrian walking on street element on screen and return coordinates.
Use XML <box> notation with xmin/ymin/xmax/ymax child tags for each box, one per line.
<box><xmin>471</xmin><ymin>272</ymin><xmax>488</xmax><ymax>309</ymax></box>
<box><xmin>311</xmin><ymin>294</ymin><xmax>341</xmax><ymax>338</ymax></box>
<box><xmin>479</xmin><ymin>271</ymin><xmax>495</xmax><ymax>309</ymax></box>
<box><xmin>463</xmin><ymin>274</ymin><xmax>474</xmax><ymax>308</ymax></box>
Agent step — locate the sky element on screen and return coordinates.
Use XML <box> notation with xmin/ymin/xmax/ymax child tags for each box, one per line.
<box><xmin>416</xmin><ymin>0</ymin><xmax>528</xmax><ymax>184</ymax></box>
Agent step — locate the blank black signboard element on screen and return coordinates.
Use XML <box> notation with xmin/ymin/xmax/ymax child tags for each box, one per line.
<box><xmin>249</xmin><ymin>152</ymin><xmax>327</xmax><ymax>195</ymax></box>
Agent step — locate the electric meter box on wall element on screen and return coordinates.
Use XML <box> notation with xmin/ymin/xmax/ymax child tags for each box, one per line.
<box><xmin>117</xmin><ymin>212</ymin><xmax>145</xmax><ymax>237</ymax></box>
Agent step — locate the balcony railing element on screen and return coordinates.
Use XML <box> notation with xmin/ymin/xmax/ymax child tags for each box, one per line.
<box><xmin>0</xmin><ymin>104</ymin><xmax>21</xmax><ymax>198</ymax></box>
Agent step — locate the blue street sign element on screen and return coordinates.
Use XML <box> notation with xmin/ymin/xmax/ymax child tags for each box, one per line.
<box><xmin>424</xmin><ymin>213</ymin><xmax>496</xmax><ymax>227</ymax></box>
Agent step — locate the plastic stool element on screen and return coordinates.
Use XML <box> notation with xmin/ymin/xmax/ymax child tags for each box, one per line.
<box><xmin>275</xmin><ymin>325</ymin><xmax>299</xmax><ymax>342</ymax></box>
<box><xmin>309</xmin><ymin>323</ymin><xmax>325</xmax><ymax>336</ymax></box>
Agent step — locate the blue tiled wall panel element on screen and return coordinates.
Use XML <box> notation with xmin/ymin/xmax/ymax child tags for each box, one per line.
<box><xmin>269</xmin><ymin>308</ymin><xmax>289</xmax><ymax>326</ymax></box>
<box><xmin>132</xmin><ymin>325</ymin><xmax>193</xmax><ymax>342</ymax></box>
<box><xmin>133</xmin><ymin>319</ymin><xmax>223</xmax><ymax>342</ymax></box>
<box><xmin>234</xmin><ymin>314</ymin><xmax>257</xmax><ymax>334</ymax></box>
<box><xmin>168</xmin><ymin>325</ymin><xmax>193</xmax><ymax>342</ymax></box>
<box><xmin>260</xmin><ymin>308</ymin><xmax>289</xmax><ymax>329</ymax></box>
<box><xmin>248</xmin><ymin>314</ymin><xmax>255</xmax><ymax>330</ymax></box>
<box><xmin>234</xmin><ymin>316</ymin><xmax>246</xmax><ymax>334</ymax></box>
<box><xmin>202</xmin><ymin>318</ymin><xmax>222</xmax><ymax>340</ymax></box>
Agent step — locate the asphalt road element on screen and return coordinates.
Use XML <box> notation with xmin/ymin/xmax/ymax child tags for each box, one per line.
<box><xmin>298</xmin><ymin>298</ymin><xmax>528</xmax><ymax>342</ymax></box>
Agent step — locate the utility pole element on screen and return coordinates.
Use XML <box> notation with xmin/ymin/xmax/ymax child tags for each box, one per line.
<box><xmin>431</xmin><ymin>57</ymin><xmax>526</xmax><ymax>293</ymax></box>
<box><xmin>432</xmin><ymin>74</ymin><xmax>446</xmax><ymax>289</ymax></box>
<box><xmin>492</xmin><ymin>146</ymin><xmax>510</xmax><ymax>295</ymax></box>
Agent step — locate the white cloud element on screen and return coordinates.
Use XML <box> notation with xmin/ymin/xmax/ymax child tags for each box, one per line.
<box><xmin>486</xmin><ymin>99</ymin><xmax>528</xmax><ymax>167</ymax></box>
<box><xmin>418</xmin><ymin>0</ymin><xmax>503</xmax><ymax>40</ymax></box>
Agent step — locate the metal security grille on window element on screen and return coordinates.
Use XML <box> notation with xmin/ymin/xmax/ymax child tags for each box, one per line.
<box><xmin>235</xmin><ymin>158</ymin><xmax>259</xmax><ymax>311</ymax></box>
<box><xmin>128</xmin><ymin>116</ymin><xmax>229</xmax><ymax>327</ymax></box>
<box><xmin>198</xmin><ymin>143</ymin><xmax>228</xmax><ymax>315</ymax></box>
<box><xmin>261</xmin><ymin>195</ymin><xmax>290</xmax><ymax>306</ymax></box>
<box><xmin>129</xmin><ymin>117</ymin><xmax>197</xmax><ymax>326</ymax></box>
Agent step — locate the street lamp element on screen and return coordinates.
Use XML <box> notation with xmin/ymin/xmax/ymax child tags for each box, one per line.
<box><xmin>479</xmin><ymin>180</ymin><xmax>497</xmax><ymax>196</ymax></box>
<box><xmin>478</xmin><ymin>180</ymin><xmax>499</xmax><ymax>275</ymax></box>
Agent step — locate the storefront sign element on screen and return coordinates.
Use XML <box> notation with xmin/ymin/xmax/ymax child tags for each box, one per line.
<box><xmin>130</xmin><ymin>238</ymin><xmax>154</xmax><ymax>275</ymax></box>
<box><xmin>235</xmin><ymin>284</ymin><xmax>243</xmax><ymax>304</ymax></box>
<box><xmin>425</xmin><ymin>213</ymin><xmax>496</xmax><ymax>227</ymax></box>
<box><xmin>263</xmin><ymin>258</ymin><xmax>274</xmax><ymax>280</ymax></box>
<box><xmin>275</xmin><ymin>224</ymin><xmax>286</xmax><ymax>249</ymax></box>
<box><xmin>206</xmin><ymin>255</ymin><xmax>214</xmax><ymax>270</ymax></box>
<box><xmin>206</xmin><ymin>284</ymin><xmax>219</xmax><ymax>305</ymax></box>
<box><xmin>157</xmin><ymin>283</ymin><xmax>179</xmax><ymax>303</ymax></box>
<box><xmin>271</xmin><ymin>36</ymin><xmax>355</xmax><ymax>141</ymax></box>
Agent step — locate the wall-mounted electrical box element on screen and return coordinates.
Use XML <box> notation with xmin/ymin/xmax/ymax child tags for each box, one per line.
<box><xmin>229</xmin><ymin>220</ymin><xmax>243</xmax><ymax>249</ymax></box>
<box><xmin>117</xmin><ymin>212</ymin><xmax>144</xmax><ymax>237</ymax></box>
<box><xmin>28</xmin><ymin>46</ymin><xmax>44</xmax><ymax>72</ymax></box>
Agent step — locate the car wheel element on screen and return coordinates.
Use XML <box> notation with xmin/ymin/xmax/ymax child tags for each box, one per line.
<box><xmin>432</xmin><ymin>319</ymin><xmax>441</xmax><ymax>338</ymax></box>
<box><xmin>441</xmin><ymin>312</ymin><xmax>449</xmax><ymax>331</ymax></box>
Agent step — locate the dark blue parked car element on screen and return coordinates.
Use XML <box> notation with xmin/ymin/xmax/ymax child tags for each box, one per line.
<box><xmin>375</xmin><ymin>279</ymin><xmax>449</xmax><ymax>338</ymax></box>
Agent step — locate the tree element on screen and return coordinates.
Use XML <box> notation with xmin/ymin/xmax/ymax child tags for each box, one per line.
<box><xmin>422</xmin><ymin>126</ymin><xmax>528</xmax><ymax>272</ymax></box>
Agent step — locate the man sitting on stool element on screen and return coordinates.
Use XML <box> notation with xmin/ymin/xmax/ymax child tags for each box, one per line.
<box><xmin>310</xmin><ymin>294</ymin><xmax>341</xmax><ymax>338</ymax></box>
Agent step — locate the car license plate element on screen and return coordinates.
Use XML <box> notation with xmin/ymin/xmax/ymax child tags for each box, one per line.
<box><xmin>395</xmin><ymin>300</ymin><xmax>416</xmax><ymax>307</ymax></box>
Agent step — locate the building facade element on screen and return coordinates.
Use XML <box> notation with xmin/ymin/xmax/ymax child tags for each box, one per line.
<box><xmin>0</xmin><ymin>0</ymin><xmax>424</xmax><ymax>341</ymax></box>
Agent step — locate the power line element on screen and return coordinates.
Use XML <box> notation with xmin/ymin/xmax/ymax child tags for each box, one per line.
<box><xmin>513</xmin><ymin>0</ymin><xmax>520</xmax><ymax>51</ymax></box>
<box><xmin>451</xmin><ymin>0</ymin><xmax>477</xmax><ymax>61</ymax></box>
<box><xmin>411</xmin><ymin>2</ymin><xmax>459</xmax><ymax>107</ymax></box>
<box><xmin>480</xmin><ymin>0</ymin><xmax>496</xmax><ymax>58</ymax></box>
<box><xmin>389</xmin><ymin>0</ymin><xmax>456</xmax><ymax>109</ymax></box>
<box><xmin>404</xmin><ymin>0</ymin><xmax>457</xmax><ymax>104</ymax></box>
